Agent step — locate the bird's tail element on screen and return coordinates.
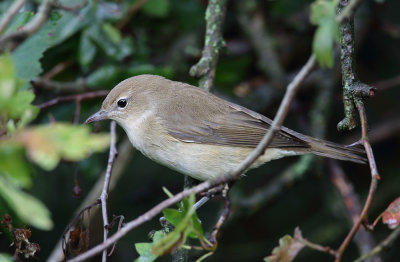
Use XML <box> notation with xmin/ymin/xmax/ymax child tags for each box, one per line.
<box><xmin>307</xmin><ymin>137</ymin><xmax>366</xmax><ymax>164</ymax></box>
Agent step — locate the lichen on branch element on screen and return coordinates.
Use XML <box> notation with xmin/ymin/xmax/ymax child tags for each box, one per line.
<box><xmin>189</xmin><ymin>0</ymin><xmax>227</xmax><ymax>91</ymax></box>
<box><xmin>337</xmin><ymin>0</ymin><xmax>376</xmax><ymax>131</ymax></box>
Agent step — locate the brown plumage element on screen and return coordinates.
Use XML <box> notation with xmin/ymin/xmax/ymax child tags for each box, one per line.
<box><xmin>85</xmin><ymin>75</ymin><xmax>365</xmax><ymax>180</ymax></box>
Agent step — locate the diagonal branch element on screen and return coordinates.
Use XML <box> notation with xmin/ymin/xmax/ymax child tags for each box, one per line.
<box><xmin>0</xmin><ymin>0</ymin><xmax>27</xmax><ymax>34</ymax></box>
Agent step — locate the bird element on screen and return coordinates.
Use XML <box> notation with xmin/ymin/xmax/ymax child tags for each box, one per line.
<box><xmin>85</xmin><ymin>74</ymin><xmax>365</xmax><ymax>181</ymax></box>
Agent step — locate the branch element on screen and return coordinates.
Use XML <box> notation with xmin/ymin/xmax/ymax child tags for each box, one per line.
<box><xmin>189</xmin><ymin>0</ymin><xmax>228</xmax><ymax>91</ymax></box>
<box><xmin>330</xmin><ymin>160</ymin><xmax>380</xmax><ymax>261</ymax></box>
<box><xmin>0</xmin><ymin>0</ymin><xmax>27</xmax><ymax>34</ymax></box>
<box><xmin>336</xmin><ymin>0</ymin><xmax>376</xmax><ymax>131</ymax></box>
<box><xmin>38</xmin><ymin>90</ymin><xmax>109</xmax><ymax>109</ymax></box>
<box><xmin>100</xmin><ymin>121</ymin><xmax>118</xmax><ymax>262</ymax></box>
<box><xmin>334</xmin><ymin>102</ymin><xmax>380</xmax><ymax>262</ymax></box>
<box><xmin>354</xmin><ymin>226</ymin><xmax>400</xmax><ymax>262</ymax></box>
<box><xmin>31</xmin><ymin>78</ymin><xmax>90</xmax><ymax>94</ymax></box>
<box><xmin>0</xmin><ymin>0</ymin><xmax>56</xmax><ymax>52</ymax></box>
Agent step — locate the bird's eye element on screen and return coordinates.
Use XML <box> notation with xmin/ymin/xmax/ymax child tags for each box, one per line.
<box><xmin>117</xmin><ymin>99</ymin><xmax>127</xmax><ymax>108</ymax></box>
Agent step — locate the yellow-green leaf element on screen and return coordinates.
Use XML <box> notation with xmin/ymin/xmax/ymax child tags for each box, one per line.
<box><xmin>15</xmin><ymin>123</ymin><xmax>110</xmax><ymax>170</ymax></box>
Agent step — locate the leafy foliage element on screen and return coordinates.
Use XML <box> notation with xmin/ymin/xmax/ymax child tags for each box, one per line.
<box><xmin>310</xmin><ymin>0</ymin><xmax>340</xmax><ymax>68</ymax></box>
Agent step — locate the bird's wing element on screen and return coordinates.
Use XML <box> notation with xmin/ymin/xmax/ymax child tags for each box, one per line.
<box><xmin>161</xmin><ymin>96</ymin><xmax>309</xmax><ymax>149</ymax></box>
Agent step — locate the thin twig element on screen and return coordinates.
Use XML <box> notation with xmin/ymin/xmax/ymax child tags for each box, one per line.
<box><xmin>107</xmin><ymin>215</ymin><xmax>125</xmax><ymax>257</ymax></box>
<box><xmin>373</xmin><ymin>75</ymin><xmax>400</xmax><ymax>91</ymax></box>
<box><xmin>335</xmin><ymin>102</ymin><xmax>380</xmax><ymax>262</ymax></box>
<box><xmin>42</xmin><ymin>60</ymin><xmax>73</xmax><ymax>80</ymax></box>
<box><xmin>100</xmin><ymin>121</ymin><xmax>118</xmax><ymax>262</ymax></box>
<box><xmin>189</xmin><ymin>0</ymin><xmax>228</xmax><ymax>91</ymax></box>
<box><xmin>0</xmin><ymin>0</ymin><xmax>56</xmax><ymax>52</ymax></box>
<box><xmin>0</xmin><ymin>0</ymin><xmax>27</xmax><ymax>34</ymax></box>
<box><xmin>31</xmin><ymin>78</ymin><xmax>89</xmax><ymax>94</ymax></box>
<box><xmin>330</xmin><ymin>160</ymin><xmax>380</xmax><ymax>261</ymax></box>
<box><xmin>52</xmin><ymin>1</ymin><xmax>88</xmax><ymax>14</ymax></box>
<box><xmin>210</xmin><ymin>184</ymin><xmax>230</xmax><ymax>244</ymax></box>
<box><xmin>38</xmin><ymin>90</ymin><xmax>109</xmax><ymax>109</ymax></box>
<box><xmin>354</xmin><ymin>226</ymin><xmax>400</xmax><ymax>262</ymax></box>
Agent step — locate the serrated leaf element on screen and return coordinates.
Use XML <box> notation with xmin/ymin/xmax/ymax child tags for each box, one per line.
<box><xmin>143</xmin><ymin>0</ymin><xmax>171</xmax><ymax>17</ymax></box>
<box><xmin>0</xmin><ymin>178</ymin><xmax>53</xmax><ymax>230</ymax></box>
<box><xmin>11</xmin><ymin>2</ymin><xmax>95</xmax><ymax>82</ymax></box>
<box><xmin>14</xmin><ymin>123</ymin><xmax>110</xmax><ymax>170</ymax></box>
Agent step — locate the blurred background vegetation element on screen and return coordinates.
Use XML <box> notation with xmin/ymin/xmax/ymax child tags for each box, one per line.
<box><xmin>0</xmin><ymin>0</ymin><xmax>400</xmax><ymax>261</ymax></box>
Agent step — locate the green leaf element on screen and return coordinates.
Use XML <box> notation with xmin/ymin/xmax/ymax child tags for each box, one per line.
<box><xmin>143</xmin><ymin>0</ymin><xmax>171</xmax><ymax>17</ymax></box>
<box><xmin>86</xmin><ymin>65</ymin><xmax>122</xmax><ymax>88</ymax></box>
<box><xmin>86</xmin><ymin>23</ymin><xmax>133</xmax><ymax>61</ymax></box>
<box><xmin>78</xmin><ymin>33</ymin><xmax>97</xmax><ymax>68</ymax></box>
<box><xmin>15</xmin><ymin>123</ymin><xmax>110</xmax><ymax>170</ymax></box>
<box><xmin>11</xmin><ymin>2</ymin><xmax>95</xmax><ymax>82</ymax></box>
<box><xmin>0</xmin><ymin>178</ymin><xmax>53</xmax><ymax>230</ymax></box>
<box><xmin>310</xmin><ymin>0</ymin><xmax>338</xmax><ymax>26</ymax></box>
<box><xmin>135</xmin><ymin>243</ymin><xmax>158</xmax><ymax>262</ymax></box>
<box><xmin>134</xmin><ymin>231</ymin><xmax>164</xmax><ymax>262</ymax></box>
<box><xmin>312</xmin><ymin>20</ymin><xmax>338</xmax><ymax>68</ymax></box>
<box><xmin>0</xmin><ymin>54</ymin><xmax>38</xmax><ymax>131</ymax></box>
<box><xmin>0</xmin><ymin>144</ymin><xmax>31</xmax><ymax>188</ymax></box>
<box><xmin>163</xmin><ymin>208</ymin><xmax>184</xmax><ymax>226</ymax></box>
<box><xmin>3</xmin><ymin>11</ymin><xmax>34</xmax><ymax>34</ymax></box>
<box><xmin>152</xmin><ymin>194</ymin><xmax>204</xmax><ymax>255</ymax></box>
<box><xmin>0</xmin><ymin>53</ymin><xmax>18</xmax><ymax>99</ymax></box>
<box><xmin>310</xmin><ymin>0</ymin><xmax>339</xmax><ymax>68</ymax></box>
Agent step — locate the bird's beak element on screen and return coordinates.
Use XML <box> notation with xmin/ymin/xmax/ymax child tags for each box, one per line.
<box><xmin>84</xmin><ymin>110</ymin><xmax>108</xmax><ymax>124</ymax></box>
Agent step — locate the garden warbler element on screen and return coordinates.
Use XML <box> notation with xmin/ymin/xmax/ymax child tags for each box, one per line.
<box><xmin>85</xmin><ymin>75</ymin><xmax>365</xmax><ymax>181</ymax></box>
